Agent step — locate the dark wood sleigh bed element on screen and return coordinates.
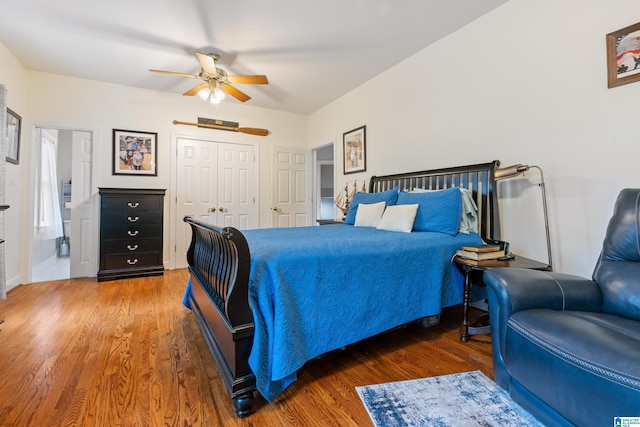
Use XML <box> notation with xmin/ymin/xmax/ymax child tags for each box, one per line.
<box><xmin>182</xmin><ymin>160</ymin><xmax>502</xmax><ymax>417</ymax></box>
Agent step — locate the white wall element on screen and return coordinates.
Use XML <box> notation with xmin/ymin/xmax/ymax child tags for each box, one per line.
<box><xmin>3</xmin><ymin>0</ymin><xmax>640</xmax><ymax>284</ymax></box>
<box><xmin>0</xmin><ymin>42</ymin><xmax>29</xmax><ymax>290</ymax></box>
<box><xmin>308</xmin><ymin>0</ymin><xmax>640</xmax><ymax>278</ymax></box>
<box><xmin>1</xmin><ymin>46</ymin><xmax>307</xmax><ymax>287</ymax></box>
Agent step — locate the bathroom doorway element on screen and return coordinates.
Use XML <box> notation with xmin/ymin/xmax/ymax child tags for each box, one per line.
<box><xmin>313</xmin><ymin>143</ymin><xmax>335</xmax><ymax>221</ymax></box>
<box><xmin>31</xmin><ymin>127</ymin><xmax>94</xmax><ymax>282</ymax></box>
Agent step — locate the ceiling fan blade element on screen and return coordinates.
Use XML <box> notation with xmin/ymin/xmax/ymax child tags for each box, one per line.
<box><xmin>196</xmin><ymin>51</ymin><xmax>219</xmax><ymax>76</ymax></box>
<box><xmin>226</xmin><ymin>75</ymin><xmax>269</xmax><ymax>85</ymax></box>
<box><xmin>221</xmin><ymin>85</ymin><xmax>251</xmax><ymax>102</ymax></box>
<box><xmin>183</xmin><ymin>83</ymin><xmax>209</xmax><ymax>96</ymax></box>
<box><xmin>149</xmin><ymin>69</ymin><xmax>200</xmax><ymax>79</ymax></box>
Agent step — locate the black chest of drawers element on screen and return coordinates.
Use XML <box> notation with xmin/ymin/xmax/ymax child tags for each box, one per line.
<box><xmin>98</xmin><ymin>188</ymin><xmax>166</xmax><ymax>281</ymax></box>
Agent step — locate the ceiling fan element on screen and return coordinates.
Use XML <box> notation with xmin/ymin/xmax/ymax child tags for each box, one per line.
<box><xmin>150</xmin><ymin>52</ymin><xmax>268</xmax><ymax>103</ymax></box>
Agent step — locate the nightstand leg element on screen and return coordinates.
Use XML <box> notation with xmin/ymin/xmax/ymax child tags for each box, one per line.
<box><xmin>460</xmin><ymin>271</ymin><xmax>471</xmax><ymax>342</ymax></box>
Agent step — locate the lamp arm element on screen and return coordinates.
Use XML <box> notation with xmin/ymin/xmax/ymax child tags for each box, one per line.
<box><xmin>531</xmin><ymin>165</ymin><xmax>553</xmax><ymax>270</ymax></box>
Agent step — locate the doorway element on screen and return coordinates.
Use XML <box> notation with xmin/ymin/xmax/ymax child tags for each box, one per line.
<box><xmin>313</xmin><ymin>144</ymin><xmax>335</xmax><ymax>221</ymax></box>
<box><xmin>31</xmin><ymin>126</ymin><xmax>94</xmax><ymax>282</ymax></box>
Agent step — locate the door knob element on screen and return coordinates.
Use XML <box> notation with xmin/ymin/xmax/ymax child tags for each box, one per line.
<box><xmin>208</xmin><ymin>207</ymin><xmax>217</xmax><ymax>212</ymax></box>
<box><xmin>218</xmin><ymin>207</ymin><xmax>229</xmax><ymax>213</ymax></box>
<box><xmin>271</xmin><ymin>206</ymin><xmax>283</xmax><ymax>213</ymax></box>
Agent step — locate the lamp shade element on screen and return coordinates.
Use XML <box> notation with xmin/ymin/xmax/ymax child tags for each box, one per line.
<box><xmin>494</xmin><ymin>164</ymin><xmax>529</xmax><ymax>180</ymax></box>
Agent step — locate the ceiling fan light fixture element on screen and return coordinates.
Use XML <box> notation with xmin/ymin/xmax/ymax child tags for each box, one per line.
<box><xmin>211</xmin><ymin>87</ymin><xmax>226</xmax><ymax>102</ymax></box>
<box><xmin>197</xmin><ymin>87</ymin><xmax>211</xmax><ymax>100</ymax></box>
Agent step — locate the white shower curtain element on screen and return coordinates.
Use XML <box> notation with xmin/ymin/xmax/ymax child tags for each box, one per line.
<box><xmin>34</xmin><ymin>135</ymin><xmax>63</xmax><ymax>240</ymax></box>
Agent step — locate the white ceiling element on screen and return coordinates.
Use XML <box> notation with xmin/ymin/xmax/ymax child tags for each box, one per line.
<box><xmin>0</xmin><ymin>0</ymin><xmax>508</xmax><ymax>115</ymax></box>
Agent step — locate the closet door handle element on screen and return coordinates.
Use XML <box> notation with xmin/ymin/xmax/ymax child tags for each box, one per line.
<box><xmin>127</xmin><ymin>259</ymin><xmax>138</xmax><ymax>265</ymax></box>
<box><xmin>218</xmin><ymin>207</ymin><xmax>229</xmax><ymax>213</ymax></box>
<box><xmin>127</xmin><ymin>230</ymin><xmax>139</xmax><ymax>237</ymax></box>
<box><xmin>128</xmin><ymin>202</ymin><xmax>140</xmax><ymax>208</ymax></box>
<box><xmin>127</xmin><ymin>244</ymin><xmax>138</xmax><ymax>251</ymax></box>
<box><xmin>127</xmin><ymin>216</ymin><xmax>139</xmax><ymax>222</ymax></box>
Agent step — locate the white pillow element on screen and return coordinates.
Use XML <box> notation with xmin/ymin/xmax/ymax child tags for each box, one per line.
<box><xmin>377</xmin><ymin>204</ymin><xmax>419</xmax><ymax>233</ymax></box>
<box><xmin>354</xmin><ymin>201</ymin><xmax>386</xmax><ymax>227</ymax></box>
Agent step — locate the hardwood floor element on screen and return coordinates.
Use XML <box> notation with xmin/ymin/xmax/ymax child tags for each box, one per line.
<box><xmin>0</xmin><ymin>269</ymin><xmax>493</xmax><ymax>426</ymax></box>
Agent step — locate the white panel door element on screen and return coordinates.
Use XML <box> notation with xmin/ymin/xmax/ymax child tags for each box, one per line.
<box><xmin>175</xmin><ymin>137</ymin><xmax>255</xmax><ymax>269</ymax></box>
<box><xmin>217</xmin><ymin>142</ymin><xmax>255</xmax><ymax>230</ymax></box>
<box><xmin>271</xmin><ymin>145</ymin><xmax>312</xmax><ymax>228</ymax></box>
<box><xmin>175</xmin><ymin>137</ymin><xmax>219</xmax><ymax>269</ymax></box>
<box><xmin>70</xmin><ymin>131</ymin><xmax>93</xmax><ymax>278</ymax></box>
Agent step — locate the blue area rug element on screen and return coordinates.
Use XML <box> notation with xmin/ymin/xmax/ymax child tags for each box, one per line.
<box><xmin>356</xmin><ymin>370</ymin><xmax>543</xmax><ymax>427</ymax></box>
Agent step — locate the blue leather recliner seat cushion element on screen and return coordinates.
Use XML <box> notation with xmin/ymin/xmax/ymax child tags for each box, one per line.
<box><xmin>506</xmin><ymin>309</ymin><xmax>640</xmax><ymax>426</ymax></box>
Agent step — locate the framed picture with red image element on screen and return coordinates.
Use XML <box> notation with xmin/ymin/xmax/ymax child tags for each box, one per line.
<box><xmin>112</xmin><ymin>129</ymin><xmax>157</xmax><ymax>176</ymax></box>
<box><xmin>606</xmin><ymin>21</ymin><xmax>640</xmax><ymax>88</ymax></box>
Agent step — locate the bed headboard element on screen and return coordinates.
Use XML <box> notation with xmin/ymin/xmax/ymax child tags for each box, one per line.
<box><xmin>369</xmin><ymin>160</ymin><xmax>501</xmax><ymax>240</ymax></box>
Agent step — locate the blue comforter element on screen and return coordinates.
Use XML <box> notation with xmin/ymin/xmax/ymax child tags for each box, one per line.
<box><xmin>242</xmin><ymin>224</ymin><xmax>483</xmax><ymax>401</ymax></box>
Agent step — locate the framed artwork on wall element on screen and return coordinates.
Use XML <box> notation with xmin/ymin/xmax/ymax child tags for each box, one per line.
<box><xmin>6</xmin><ymin>108</ymin><xmax>21</xmax><ymax>164</ymax></box>
<box><xmin>606</xmin><ymin>21</ymin><xmax>640</xmax><ymax>88</ymax></box>
<box><xmin>112</xmin><ymin>129</ymin><xmax>158</xmax><ymax>176</ymax></box>
<box><xmin>343</xmin><ymin>125</ymin><xmax>366</xmax><ymax>175</ymax></box>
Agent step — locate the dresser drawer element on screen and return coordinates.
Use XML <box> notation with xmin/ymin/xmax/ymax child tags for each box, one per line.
<box><xmin>102</xmin><ymin>252</ymin><xmax>161</xmax><ymax>270</ymax></box>
<box><xmin>101</xmin><ymin>224</ymin><xmax>160</xmax><ymax>240</ymax></box>
<box><xmin>101</xmin><ymin>210</ymin><xmax>162</xmax><ymax>226</ymax></box>
<box><xmin>102</xmin><ymin>238</ymin><xmax>160</xmax><ymax>254</ymax></box>
<box><xmin>101</xmin><ymin>195</ymin><xmax>163</xmax><ymax>212</ymax></box>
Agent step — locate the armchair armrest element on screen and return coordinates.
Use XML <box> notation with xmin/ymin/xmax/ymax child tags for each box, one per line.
<box><xmin>483</xmin><ymin>268</ymin><xmax>602</xmax><ymax>389</ymax></box>
<box><xmin>484</xmin><ymin>268</ymin><xmax>603</xmax><ymax>315</ymax></box>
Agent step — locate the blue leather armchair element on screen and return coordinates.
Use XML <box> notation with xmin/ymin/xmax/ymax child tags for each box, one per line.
<box><xmin>484</xmin><ymin>188</ymin><xmax>640</xmax><ymax>427</ymax></box>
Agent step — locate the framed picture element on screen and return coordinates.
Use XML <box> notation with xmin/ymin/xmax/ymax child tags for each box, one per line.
<box><xmin>112</xmin><ymin>129</ymin><xmax>157</xmax><ymax>176</ymax></box>
<box><xmin>343</xmin><ymin>125</ymin><xmax>366</xmax><ymax>174</ymax></box>
<box><xmin>606</xmin><ymin>21</ymin><xmax>640</xmax><ymax>88</ymax></box>
<box><xmin>6</xmin><ymin>108</ymin><xmax>21</xmax><ymax>164</ymax></box>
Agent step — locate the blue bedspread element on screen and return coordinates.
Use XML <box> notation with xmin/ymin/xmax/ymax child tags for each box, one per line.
<box><xmin>240</xmin><ymin>224</ymin><xmax>483</xmax><ymax>401</ymax></box>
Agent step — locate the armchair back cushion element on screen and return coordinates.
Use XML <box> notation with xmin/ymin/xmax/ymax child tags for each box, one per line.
<box><xmin>593</xmin><ymin>188</ymin><xmax>640</xmax><ymax>321</ymax></box>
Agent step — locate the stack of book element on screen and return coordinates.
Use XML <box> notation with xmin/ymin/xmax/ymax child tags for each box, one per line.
<box><xmin>455</xmin><ymin>244</ymin><xmax>505</xmax><ymax>261</ymax></box>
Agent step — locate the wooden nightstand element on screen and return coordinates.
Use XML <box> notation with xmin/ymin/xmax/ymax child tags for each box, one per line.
<box><xmin>454</xmin><ymin>254</ymin><xmax>551</xmax><ymax>342</ymax></box>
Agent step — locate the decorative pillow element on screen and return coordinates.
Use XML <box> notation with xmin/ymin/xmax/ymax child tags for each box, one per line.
<box><xmin>344</xmin><ymin>186</ymin><xmax>399</xmax><ymax>225</ymax></box>
<box><xmin>396</xmin><ymin>187</ymin><xmax>462</xmax><ymax>235</ymax></box>
<box><xmin>376</xmin><ymin>204</ymin><xmax>419</xmax><ymax>233</ymax></box>
<box><xmin>354</xmin><ymin>201</ymin><xmax>386</xmax><ymax>227</ymax></box>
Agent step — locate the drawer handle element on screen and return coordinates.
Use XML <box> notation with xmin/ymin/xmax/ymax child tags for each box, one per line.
<box><xmin>127</xmin><ymin>244</ymin><xmax>139</xmax><ymax>251</ymax></box>
<box><xmin>128</xmin><ymin>230</ymin><xmax>139</xmax><ymax>237</ymax></box>
<box><xmin>128</xmin><ymin>202</ymin><xmax>140</xmax><ymax>208</ymax></box>
<box><xmin>127</xmin><ymin>259</ymin><xmax>138</xmax><ymax>265</ymax></box>
<box><xmin>127</xmin><ymin>216</ymin><xmax>140</xmax><ymax>222</ymax></box>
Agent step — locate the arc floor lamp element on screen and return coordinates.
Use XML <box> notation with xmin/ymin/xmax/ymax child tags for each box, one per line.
<box><xmin>494</xmin><ymin>164</ymin><xmax>553</xmax><ymax>271</ymax></box>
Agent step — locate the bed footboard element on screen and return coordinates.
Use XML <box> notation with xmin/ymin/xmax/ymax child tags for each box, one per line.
<box><xmin>183</xmin><ymin>216</ymin><xmax>255</xmax><ymax>417</ymax></box>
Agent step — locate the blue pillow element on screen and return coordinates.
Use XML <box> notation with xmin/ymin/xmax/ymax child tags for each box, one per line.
<box><xmin>344</xmin><ymin>186</ymin><xmax>399</xmax><ymax>225</ymax></box>
<box><xmin>396</xmin><ymin>187</ymin><xmax>462</xmax><ymax>234</ymax></box>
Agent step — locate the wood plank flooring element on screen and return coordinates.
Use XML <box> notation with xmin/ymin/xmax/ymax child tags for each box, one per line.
<box><xmin>0</xmin><ymin>269</ymin><xmax>493</xmax><ymax>426</ymax></box>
